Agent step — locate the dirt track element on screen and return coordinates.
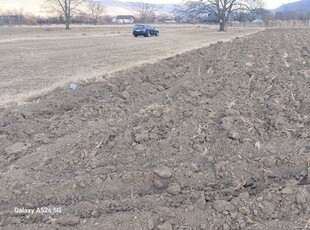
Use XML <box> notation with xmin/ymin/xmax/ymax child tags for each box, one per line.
<box><xmin>0</xmin><ymin>25</ymin><xmax>260</xmax><ymax>106</ymax></box>
<box><xmin>0</xmin><ymin>28</ymin><xmax>309</xmax><ymax>229</ymax></box>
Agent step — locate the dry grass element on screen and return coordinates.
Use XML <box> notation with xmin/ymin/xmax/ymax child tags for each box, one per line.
<box><xmin>0</xmin><ymin>73</ymin><xmax>107</xmax><ymax>107</ymax></box>
<box><xmin>0</xmin><ymin>25</ymin><xmax>262</xmax><ymax>107</ymax></box>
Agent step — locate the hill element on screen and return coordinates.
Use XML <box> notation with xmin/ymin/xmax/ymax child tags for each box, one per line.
<box><xmin>273</xmin><ymin>0</ymin><xmax>310</xmax><ymax>13</ymax></box>
<box><xmin>100</xmin><ymin>0</ymin><xmax>176</xmax><ymax>15</ymax></box>
<box><xmin>0</xmin><ymin>0</ymin><xmax>176</xmax><ymax>16</ymax></box>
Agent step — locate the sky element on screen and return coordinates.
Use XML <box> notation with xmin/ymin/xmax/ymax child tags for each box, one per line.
<box><xmin>266</xmin><ymin>0</ymin><xmax>297</xmax><ymax>9</ymax></box>
<box><xmin>119</xmin><ymin>0</ymin><xmax>298</xmax><ymax>9</ymax></box>
<box><xmin>0</xmin><ymin>0</ymin><xmax>300</xmax><ymax>15</ymax></box>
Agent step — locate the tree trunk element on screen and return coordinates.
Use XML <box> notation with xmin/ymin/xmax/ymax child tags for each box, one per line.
<box><xmin>219</xmin><ymin>13</ymin><xmax>226</xmax><ymax>31</ymax></box>
<box><xmin>219</xmin><ymin>21</ymin><xmax>225</xmax><ymax>31</ymax></box>
<box><xmin>65</xmin><ymin>20</ymin><xmax>70</xmax><ymax>30</ymax></box>
<box><xmin>65</xmin><ymin>16</ymin><xmax>70</xmax><ymax>30</ymax></box>
<box><xmin>64</xmin><ymin>1</ymin><xmax>70</xmax><ymax>30</ymax></box>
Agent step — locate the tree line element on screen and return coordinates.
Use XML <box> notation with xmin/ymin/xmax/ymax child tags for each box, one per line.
<box><xmin>45</xmin><ymin>0</ymin><xmax>265</xmax><ymax>30</ymax></box>
<box><xmin>1</xmin><ymin>0</ymin><xmax>310</xmax><ymax>31</ymax></box>
<box><xmin>44</xmin><ymin>0</ymin><xmax>168</xmax><ymax>29</ymax></box>
<box><xmin>45</xmin><ymin>0</ymin><xmax>105</xmax><ymax>29</ymax></box>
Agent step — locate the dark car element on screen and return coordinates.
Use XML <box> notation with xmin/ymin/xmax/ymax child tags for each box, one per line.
<box><xmin>132</xmin><ymin>24</ymin><xmax>159</xmax><ymax>37</ymax></box>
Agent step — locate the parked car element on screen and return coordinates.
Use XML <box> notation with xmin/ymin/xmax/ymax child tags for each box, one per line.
<box><xmin>132</xmin><ymin>24</ymin><xmax>159</xmax><ymax>37</ymax></box>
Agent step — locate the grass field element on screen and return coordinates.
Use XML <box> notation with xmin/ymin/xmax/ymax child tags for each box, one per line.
<box><xmin>0</xmin><ymin>24</ymin><xmax>261</xmax><ymax>106</ymax></box>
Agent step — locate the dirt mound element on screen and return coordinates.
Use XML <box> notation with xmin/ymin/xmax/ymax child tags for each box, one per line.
<box><xmin>0</xmin><ymin>28</ymin><xmax>309</xmax><ymax>230</ymax></box>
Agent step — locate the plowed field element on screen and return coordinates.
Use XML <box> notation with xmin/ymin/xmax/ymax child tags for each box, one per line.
<box><xmin>0</xmin><ymin>28</ymin><xmax>309</xmax><ymax>230</ymax></box>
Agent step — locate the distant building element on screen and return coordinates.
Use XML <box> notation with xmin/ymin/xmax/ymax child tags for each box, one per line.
<box><xmin>203</xmin><ymin>14</ymin><xmax>220</xmax><ymax>23</ymax></box>
<box><xmin>164</xmin><ymin>18</ymin><xmax>177</xmax><ymax>24</ymax></box>
<box><xmin>113</xmin><ymin>15</ymin><xmax>135</xmax><ymax>24</ymax></box>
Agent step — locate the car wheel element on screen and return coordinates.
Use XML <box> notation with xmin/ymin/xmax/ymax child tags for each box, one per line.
<box><xmin>156</xmin><ymin>31</ymin><xmax>159</xmax><ymax>36</ymax></box>
<box><xmin>145</xmin><ymin>31</ymin><xmax>150</xmax><ymax>37</ymax></box>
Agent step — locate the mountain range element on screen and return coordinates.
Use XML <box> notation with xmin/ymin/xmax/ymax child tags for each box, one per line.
<box><xmin>1</xmin><ymin>0</ymin><xmax>310</xmax><ymax>17</ymax></box>
<box><xmin>274</xmin><ymin>0</ymin><xmax>310</xmax><ymax>12</ymax></box>
<box><xmin>100</xmin><ymin>0</ymin><xmax>176</xmax><ymax>15</ymax></box>
<box><xmin>0</xmin><ymin>0</ymin><xmax>176</xmax><ymax>16</ymax></box>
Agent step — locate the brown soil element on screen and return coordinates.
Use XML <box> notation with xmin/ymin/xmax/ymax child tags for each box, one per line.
<box><xmin>0</xmin><ymin>28</ymin><xmax>309</xmax><ymax>230</ymax></box>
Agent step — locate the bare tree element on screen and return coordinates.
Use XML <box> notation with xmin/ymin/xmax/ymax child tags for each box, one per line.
<box><xmin>174</xmin><ymin>4</ymin><xmax>198</xmax><ymax>23</ymax></box>
<box><xmin>177</xmin><ymin>0</ymin><xmax>264</xmax><ymax>31</ymax></box>
<box><xmin>45</xmin><ymin>0</ymin><xmax>84</xmax><ymax>29</ymax></box>
<box><xmin>84</xmin><ymin>0</ymin><xmax>105</xmax><ymax>25</ymax></box>
<box><xmin>131</xmin><ymin>2</ymin><xmax>162</xmax><ymax>23</ymax></box>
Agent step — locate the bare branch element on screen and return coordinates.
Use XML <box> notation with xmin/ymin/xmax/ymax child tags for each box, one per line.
<box><xmin>82</xmin><ymin>0</ymin><xmax>105</xmax><ymax>25</ymax></box>
<box><xmin>131</xmin><ymin>1</ymin><xmax>162</xmax><ymax>23</ymax></box>
<box><xmin>176</xmin><ymin>0</ymin><xmax>265</xmax><ymax>30</ymax></box>
<box><xmin>45</xmin><ymin>0</ymin><xmax>85</xmax><ymax>29</ymax></box>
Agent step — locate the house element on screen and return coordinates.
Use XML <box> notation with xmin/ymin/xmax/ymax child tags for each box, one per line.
<box><xmin>113</xmin><ymin>15</ymin><xmax>135</xmax><ymax>24</ymax></box>
<box><xmin>203</xmin><ymin>14</ymin><xmax>220</xmax><ymax>24</ymax></box>
<box><xmin>164</xmin><ymin>18</ymin><xmax>177</xmax><ymax>24</ymax></box>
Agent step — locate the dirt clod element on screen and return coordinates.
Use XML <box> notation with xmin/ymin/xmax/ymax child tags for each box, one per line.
<box><xmin>4</xmin><ymin>142</ymin><xmax>29</xmax><ymax>154</ymax></box>
<box><xmin>0</xmin><ymin>217</ymin><xmax>21</xmax><ymax>226</ymax></box>
<box><xmin>228</xmin><ymin>130</ymin><xmax>240</xmax><ymax>140</ymax></box>
<box><xmin>153</xmin><ymin>166</ymin><xmax>173</xmax><ymax>179</ymax></box>
<box><xmin>157</xmin><ymin>221</ymin><xmax>173</xmax><ymax>230</ymax></box>
<box><xmin>56</xmin><ymin>215</ymin><xmax>80</xmax><ymax>226</ymax></box>
<box><xmin>153</xmin><ymin>179</ymin><xmax>170</xmax><ymax>190</ymax></box>
<box><xmin>212</xmin><ymin>200</ymin><xmax>235</xmax><ymax>212</ymax></box>
<box><xmin>281</xmin><ymin>187</ymin><xmax>294</xmax><ymax>195</ymax></box>
<box><xmin>166</xmin><ymin>183</ymin><xmax>181</xmax><ymax>195</ymax></box>
<box><xmin>148</xmin><ymin>219</ymin><xmax>155</xmax><ymax>230</ymax></box>
<box><xmin>156</xmin><ymin>207</ymin><xmax>176</xmax><ymax>220</ymax></box>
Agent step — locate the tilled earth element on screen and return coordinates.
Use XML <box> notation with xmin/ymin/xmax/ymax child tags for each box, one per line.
<box><xmin>0</xmin><ymin>28</ymin><xmax>309</xmax><ymax>230</ymax></box>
